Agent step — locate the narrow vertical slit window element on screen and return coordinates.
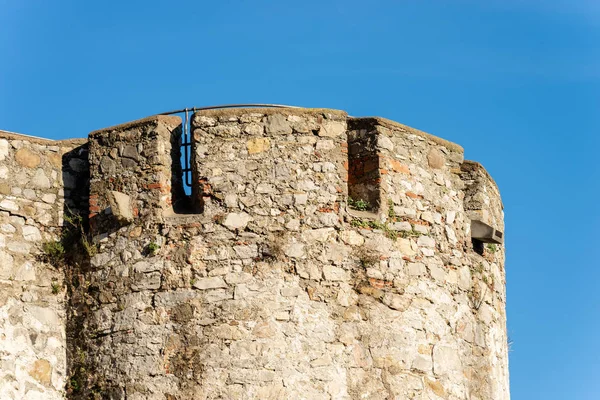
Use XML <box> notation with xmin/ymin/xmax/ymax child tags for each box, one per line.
<box><xmin>181</xmin><ymin>110</ymin><xmax>193</xmax><ymax>196</ymax></box>
<box><xmin>170</xmin><ymin>109</ymin><xmax>197</xmax><ymax>214</ymax></box>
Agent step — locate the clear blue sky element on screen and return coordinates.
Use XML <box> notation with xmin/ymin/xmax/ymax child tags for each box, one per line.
<box><xmin>1</xmin><ymin>1</ymin><xmax>598</xmax><ymax>398</ymax></box>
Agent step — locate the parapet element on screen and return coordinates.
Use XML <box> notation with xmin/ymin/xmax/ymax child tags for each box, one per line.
<box><xmin>86</xmin><ymin>107</ymin><xmax>502</xmax><ymax>247</ymax></box>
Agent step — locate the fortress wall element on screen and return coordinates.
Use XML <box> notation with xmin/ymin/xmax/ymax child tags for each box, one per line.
<box><xmin>0</xmin><ymin>108</ymin><xmax>507</xmax><ymax>399</ymax></box>
<box><xmin>73</xmin><ymin>108</ymin><xmax>508</xmax><ymax>400</ymax></box>
<box><xmin>0</xmin><ymin>132</ymin><xmax>87</xmax><ymax>400</ymax></box>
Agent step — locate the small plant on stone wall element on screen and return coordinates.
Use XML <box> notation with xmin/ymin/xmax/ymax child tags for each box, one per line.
<box><xmin>64</xmin><ymin>213</ymin><xmax>97</xmax><ymax>257</ymax></box>
<box><xmin>481</xmin><ymin>274</ymin><xmax>495</xmax><ymax>289</ymax></box>
<box><xmin>486</xmin><ymin>243</ymin><xmax>498</xmax><ymax>253</ymax></box>
<box><xmin>351</xmin><ymin>219</ymin><xmax>397</xmax><ymax>240</ymax></box>
<box><xmin>146</xmin><ymin>242</ymin><xmax>160</xmax><ymax>256</ymax></box>
<box><xmin>42</xmin><ymin>241</ymin><xmax>66</xmax><ymax>264</ymax></box>
<box><xmin>68</xmin><ymin>376</ymin><xmax>81</xmax><ymax>393</ymax></box>
<box><xmin>51</xmin><ymin>281</ymin><xmax>61</xmax><ymax>295</ymax></box>
<box><xmin>387</xmin><ymin>199</ymin><xmax>396</xmax><ymax>219</ymax></box>
<box><xmin>472</xmin><ymin>262</ymin><xmax>484</xmax><ymax>274</ymax></box>
<box><xmin>348</xmin><ymin>197</ymin><xmax>371</xmax><ymax>211</ymax></box>
<box><xmin>398</xmin><ymin>229</ymin><xmax>422</xmax><ymax>239</ymax></box>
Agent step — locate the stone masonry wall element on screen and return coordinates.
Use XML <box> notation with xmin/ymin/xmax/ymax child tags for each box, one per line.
<box><xmin>73</xmin><ymin>108</ymin><xmax>508</xmax><ymax>400</ymax></box>
<box><xmin>0</xmin><ymin>132</ymin><xmax>88</xmax><ymax>400</ymax></box>
<box><xmin>0</xmin><ymin>106</ymin><xmax>508</xmax><ymax>400</ymax></box>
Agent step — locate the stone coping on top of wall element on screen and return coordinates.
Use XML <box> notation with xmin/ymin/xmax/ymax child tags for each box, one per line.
<box><xmin>0</xmin><ymin>129</ymin><xmax>87</xmax><ymax>147</ymax></box>
<box><xmin>349</xmin><ymin>117</ymin><xmax>464</xmax><ymax>154</ymax></box>
<box><xmin>195</xmin><ymin>107</ymin><xmax>347</xmax><ymax>120</ymax></box>
<box><xmin>88</xmin><ymin>115</ymin><xmax>182</xmax><ymax>138</ymax></box>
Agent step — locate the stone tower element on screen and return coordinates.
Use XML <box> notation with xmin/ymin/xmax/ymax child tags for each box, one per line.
<box><xmin>0</xmin><ymin>107</ymin><xmax>508</xmax><ymax>399</ymax></box>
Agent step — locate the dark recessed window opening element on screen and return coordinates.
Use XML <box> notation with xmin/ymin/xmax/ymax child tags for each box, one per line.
<box><xmin>170</xmin><ymin>111</ymin><xmax>197</xmax><ymax>214</ymax></box>
<box><xmin>472</xmin><ymin>238</ymin><xmax>484</xmax><ymax>256</ymax></box>
<box><xmin>347</xmin><ymin>121</ymin><xmax>381</xmax><ymax>212</ymax></box>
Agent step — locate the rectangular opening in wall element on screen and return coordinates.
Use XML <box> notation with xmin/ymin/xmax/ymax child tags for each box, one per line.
<box><xmin>169</xmin><ymin>112</ymin><xmax>199</xmax><ymax>214</ymax></box>
<box><xmin>347</xmin><ymin>119</ymin><xmax>381</xmax><ymax>212</ymax></box>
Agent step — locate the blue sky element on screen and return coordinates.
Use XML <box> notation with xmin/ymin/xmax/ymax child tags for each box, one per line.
<box><xmin>1</xmin><ymin>1</ymin><xmax>598</xmax><ymax>398</ymax></box>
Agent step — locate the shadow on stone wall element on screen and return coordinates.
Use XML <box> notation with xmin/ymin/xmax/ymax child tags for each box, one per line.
<box><xmin>60</xmin><ymin>144</ymin><xmax>99</xmax><ymax>399</ymax></box>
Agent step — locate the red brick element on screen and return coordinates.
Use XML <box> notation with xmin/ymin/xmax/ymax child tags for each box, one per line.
<box><xmin>406</xmin><ymin>192</ymin><xmax>422</xmax><ymax>199</ymax></box>
<box><xmin>369</xmin><ymin>278</ymin><xmax>392</xmax><ymax>289</ymax></box>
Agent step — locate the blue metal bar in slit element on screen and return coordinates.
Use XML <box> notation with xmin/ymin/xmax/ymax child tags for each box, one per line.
<box><xmin>182</xmin><ymin>109</ymin><xmax>192</xmax><ymax>188</ymax></box>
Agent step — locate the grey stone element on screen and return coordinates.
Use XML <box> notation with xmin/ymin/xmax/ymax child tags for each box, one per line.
<box><xmin>41</xmin><ymin>193</ymin><xmax>56</xmax><ymax>204</ymax></box>
<box><xmin>233</xmin><ymin>245</ymin><xmax>258</xmax><ymax>259</ymax></box>
<box><xmin>7</xmin><ymin>241</ymin><xmax>30</xmax><ymax>254</ymax></box>
<box><xmin>14</xmin><ymin>261</ymin><xmax>35</xmax><ymax>281</ymax></box>
<box><xmin>107</xmin><ymin>191</ymin><xmax>134</xmax><ymax>224</ymax></box>
<box><xmin>265</xmin><ymin>114</ymin><xmax>292</xmax><ymax>135</ymax></box>
<box><xmin>281</xmin><ymin>287</ymin><xmax>303</xmax><ymax>297</ymax></box>
<box><xmin>433</xmin><ymin>345</ymin><xmax>461</xmax><ymax>376</ymax></box>
<box><xmin>427</xmin><ymin>148</ymin><xmax>446</xmax><ymax>169</ymax></box>
<box><xmin>0</xmin><ymin>139</ymin><xmax>8</xmax><ymax>161</ymax></box>
<box><xmin>407</xmin><ymin>262</ymin><xmax>427</xmax><ymax>276</ymax></box>
<box><xmin>30</xmin><ymin>169</ymin><xmax>50</xmax><ymax>189</ymax></box>
<box><xmin>22</xmin><ymin>226</ymin><xmax>41</xmax><ymax>242</ymax></box>
<box><xmin>0</xmin><ymin>250</ymin><xmax>14</xmax><ymax>278</ymax></box>
<box><xmin>414</xmin><ymin>224</ymin><xmax>428</xmax><ymax>234</ymax></box>
<box><xmin>122</xmin><ymin>145</ymin><xmax>139</xmax><ymax>160</ymax></box>
<box><xmin>318</xmin><ymin>120</ymin><xmax>345</xmax><ymax>137</ymax></box>
<box><xmin>377</xmin><ymin>135</ymin><xmax>394</xmax><ymax>150</ymax></box>
<box><xmin>323</xmin><ymin>265</ymin><xmax>348</xmax><ymax>281</ymax></box>
<box><xmin>390</xmin><ymin>221</ymin><xmax>411</xmax><ymax>231</ymax></box>
<box><xmin>339</xmin><ymin>230</ymin><xmax>364</xmax><ymax>246</ymax></box>
<box><xmin>417</xmin><ymin>236</ymin><xmax>435</xmax><ymax>248</ymax></box>
<box><xmin>100</xmin><ymin>157</ymin><xmax>117</xmax><ymax>175</ymax></box>
<box><xmin>222</xmin><ymin>212</ymin><xmax>251</xmax><ymax>230</ymax></box>
<box><xmin>294</xmin><ymin>193</ymin><xmax>308</xmax><ymax>205</ymax></box>
<box><xmin>131</xmin><ymin>272</ymin><xmax>161</xmax><ymax>291</ymax></box>
<box><xmin>383</xmin><ymin>293</ymin><xmax>411</xmax><ymax>312</ymax></box>
<box><xmin>446</xmin><ymin>210</ymin><xmax>456</xmax><ymax>225</ymax></box>
<box><xmin>284</xmin><ymin>242</ymin><xmax>305</xmax><ymax>258</ymax></box>
<box><xmin>193</xmin><ymin>277</ymin><xmax>227</xmax><ymax>290</ymax></box>
<box><xmin>243</xmin><ymin>122</ymin><xmax>264</xmax><ymax>135</ymax></box>
<box><xmin>0</xmin><ymin>199</ymin><xmax>18</xmax><ymax>212</ymax></box>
